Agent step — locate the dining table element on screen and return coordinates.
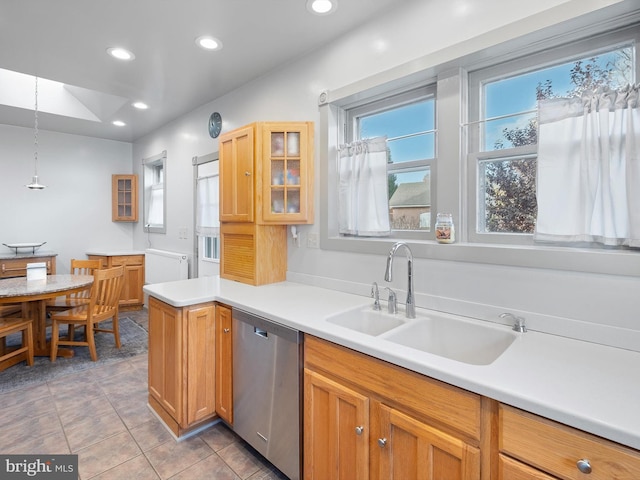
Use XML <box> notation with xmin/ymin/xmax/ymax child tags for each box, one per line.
<box><xmin>0</xmin><ymin>274</ymin><xmax>93</xmax><ymax>357</ymax></box>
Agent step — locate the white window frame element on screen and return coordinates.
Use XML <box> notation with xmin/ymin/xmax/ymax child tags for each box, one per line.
<box><xmin>192</xmin><ymin>152</ymin><xmax>220</xmax><ymax>278</ymax></box>
<box><xmin>467</xmin><ymin>25</ymin><xmax>639</xmax><ymax>245</ymax></box>
<box><xmin>143</xmin><ymin>151</ymin><xmax>167</xmax><ymax>234</ymax></box>
<box><xmin>345</xmin><ymin>85</ymin><xmax>437</xmax><ymax>241</ymax></box>
<box><xmin>319</xmin><ymin>17</ymin><xmax>640</xmax><ymax>276</ymax></box>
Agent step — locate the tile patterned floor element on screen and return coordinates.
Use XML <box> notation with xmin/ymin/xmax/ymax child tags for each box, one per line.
<box><xmin>0</xmin><ymin>309</ymin><xmax>290</xmax><ymax>480</ymax></box>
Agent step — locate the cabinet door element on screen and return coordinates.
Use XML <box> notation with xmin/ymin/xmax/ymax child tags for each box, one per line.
<box><xmin>215</xmin><ymin>304</ymin><xmax>233</xmax><ymax>424</ymax></box>
<box><xmin>185</xmin><ymin>303</ymin><xmax>216</xmax><ymax>426</ymax></box>
<box><xmin>304</xmin><ymin>369</ymin><xmax>369</xmax><ymax>480</ymax></box>
<box><xmin>119</xmin><ymin>264</ymin><xmax>144</xmax><ymax>307</ymax></box>
<box><xmin>371</xmin><ymin>402</ymin><xmax>480</xmax><ymax>480</ymax></box>
<box><xmin>219</xmin><ymin>125</ymin><xmax>254</xmax><ymax>223</ymax></box>
<box><xmin>260</xmin><ymin>122</ymin><xmax>313</xmax><ymax>224</ymax></box>
<box><xmin>112</xmin><ymin>174</ymin><xmax>138</xmax><ymax>222</ymax></box>
<box><xmin>148</xmin><ymin>297</ymin><xmax>182</xmax><ymax>423</ymax></box>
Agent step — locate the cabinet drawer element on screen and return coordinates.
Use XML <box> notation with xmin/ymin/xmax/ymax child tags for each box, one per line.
<box><xmin>498</xmin><ymin>454</ymin><xmax>557</xmax><ymax>480</ymax></box>
<box><xmin>499</xmin><ymin>404</ymin><xmax>640</xmax><ymax>479</ymax></box>
<box><xmin>305</xmin><ymin>335</ymin><xmax>481</xmax><ymax>441</ymax></box>
<box><xmin>1</xmin><ymin>257</ymin><xmax>55</xmax><ymax>278</ymax></box>
<box><xmin>110</xmin><ymin>255</ymin><xmax>144</xmax><ymax>266</ymax></box>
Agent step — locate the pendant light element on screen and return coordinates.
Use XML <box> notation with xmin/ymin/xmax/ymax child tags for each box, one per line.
<box><xmin>26</xmin><ymin>76</ymin><xmax>46</xmax><ymax>190</ymax></box>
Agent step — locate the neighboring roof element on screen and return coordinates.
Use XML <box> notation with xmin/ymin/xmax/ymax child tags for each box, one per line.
<box><xmin>389</xmin><ymin>181</ymin><xmax>430</xmax><ymax>207</ymax></box>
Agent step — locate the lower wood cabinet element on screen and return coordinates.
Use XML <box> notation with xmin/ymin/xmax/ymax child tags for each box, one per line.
<box><xmin>371</xmin><ymin>401</ymin><xmax>480</xmax><ymax>479</ymax></box>
<box><xmin>0</xmin><ymin>254</ymin><xmax>56</xmax><ymax>278</ymax></box>
<box><xmin>304</xmin><ymin>335</ymin><xmax>482</xmax><ymax>480</ymax></box>
<box><xmin>215</xmin><ymin>303</ymin><xmax>233</xmax><ymax>424</ymax></box>
<box><xmin>148</xmin><ymin>297</ymin><xmax>216</xmax><ymax>437</ymax></box>
<box><xmin>88</xmin><ymin>254</ymin><xmax>144</xmax><ymax>310</ymax></box>
<box><xmin>304</xmin><ymin>369</ymin><xmax>370</xmax><ymax>480</ymax></box>
<box><xmin>499</xmin><ymin>404</ymin><xmax>640</xmax><ymax>480</ymax></box>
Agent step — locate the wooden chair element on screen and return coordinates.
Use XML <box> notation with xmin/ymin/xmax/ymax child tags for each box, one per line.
<box><xmin>0</xmin><ymin>317</ymin><xmax>34</xmax><ymax>371</ymax></box>
<box><xmin>50</xmin><ymin>265</ymin><xmax>124</xmax><ymax>362</ymax></box>
<box><xmin>46</xmin><ymin>258</ymin><xmax>102</xmax><ymax>313</ymax></box>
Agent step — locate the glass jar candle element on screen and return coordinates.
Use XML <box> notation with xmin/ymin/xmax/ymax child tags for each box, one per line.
<box><xmin>435</xmin><ymin>213</ymin><xmax>455</xmax><ymax>243</ymax></box>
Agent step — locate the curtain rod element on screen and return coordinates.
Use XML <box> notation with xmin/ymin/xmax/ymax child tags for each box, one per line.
<box><xmin>461</xmin><ymin>108</ymin><xmax>538</xmax><ymax>127</ymax></box>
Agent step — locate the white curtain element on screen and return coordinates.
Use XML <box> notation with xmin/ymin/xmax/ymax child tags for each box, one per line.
<box><xmin>196</xmin><ymin>175</ymin><xmax>219</xmax><ymax>236</ymax></box>
<box><xmin>147</xmin><ymin>184</ymin><xmax>164</xmax><ymax>226</ymax></box>
<box><xmin>535</xmin><ymin>84</ymin><xmax>640</xmax><ymax>247</ymax></box>
<box><xmin>337</xmin><ymin>136</ymin><xmax>391</xmax><ymax>236</ymax></box>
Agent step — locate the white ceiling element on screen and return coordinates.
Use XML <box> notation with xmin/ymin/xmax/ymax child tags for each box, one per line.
<box><xmin>0</xmin><ymin>0</ymin><xmax>406</xmax><ymax>142</ymax></box>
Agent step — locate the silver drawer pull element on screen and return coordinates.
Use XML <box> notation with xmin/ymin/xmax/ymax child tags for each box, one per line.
<box><xmin>223</xmin><ymin>328</ymin><xmax>230</xmax><ymax>333</ymax></box>
<box><xmin>245</xmin><ymin>171</ymin><xmax>251</xmax><ymax>176</ymax></box>
<box><xmin>377</xmin><ymin>438</ymin><xmax>387</xmax><ymax>448</ymax></box>
<box><xmin>576</xmin><ymin>459</ymin><xmax>592</xmax><ymax>474</ymax></box>
<box><xmin>355</xmin><ymin>426</ymin><xmax>364</xmax><ymax>435</ymax></box>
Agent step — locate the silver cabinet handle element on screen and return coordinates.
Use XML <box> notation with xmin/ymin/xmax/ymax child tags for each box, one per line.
<box><xmin>355</xmin><ymin>426</ymin><xmax>364</xmax><ymax>435</ymax></box>
<box><xmin>576</xmin><ymin>459</ymin><xmax>592</xmax><ymax>474</ymax></box>
<box><xmin>377</xmin><ymin>438</ymin><xmax>387</xmax><ymax>448</ymax></box>
<box><xmin>223</xmin><ymin>328</ymin><xmax>230</xmax><ymax>333</ymax></box>
<box><xmin>245</xmin><ymin>171</ymin><xmax>251</xmax><ymax>176</ymax></box>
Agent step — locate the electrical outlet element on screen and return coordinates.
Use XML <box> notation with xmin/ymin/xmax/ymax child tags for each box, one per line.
<box><xmin>307</xmin><ymin>232</ymin><xmax>319</xmax><ymax>248</ymax></box>
<box><xmin>178</xmin><ymin>227</ymin><xmax>188</xmax><ymax>239</ymax></box>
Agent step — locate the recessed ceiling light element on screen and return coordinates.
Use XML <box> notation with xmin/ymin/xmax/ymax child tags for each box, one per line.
<box><xmin>112</xmin><ymin>120</ymin><xmax>126</xmax><ymax>127</ymax></box>
<box><xmin>306</xmin><ymin>0</ymin><xmax>337</xmax><ymax>15</ymax></box>
<box><xmin>196</xmin><ymin>36</ymin><xmax>223</xmax><ymax>51</ymax></box>
<box><xmin>132</xmin><ymin>101</ymin><xmax>149</xmax><ymax>110</ymax></box>
<box><xmin>107</xmin><ymin>47</ymin><xmax>135</xmax><ymax>61</ymax></box>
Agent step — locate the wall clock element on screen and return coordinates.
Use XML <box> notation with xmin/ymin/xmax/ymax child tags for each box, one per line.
<box><xmin>208</xmin><ymin>112</ymin><xmax>222</xmax><ymax>138</ymax></box>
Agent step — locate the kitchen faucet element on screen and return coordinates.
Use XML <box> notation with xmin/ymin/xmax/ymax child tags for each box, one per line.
<box><xmin>384</xmin><ymin>242</ymin><xmax>415</xmax><ymax>319</ymax></box>
<box><xmin>371</xmin><ymin>282</ymin><xmax>381</xmax><ymax>310</ymax></box>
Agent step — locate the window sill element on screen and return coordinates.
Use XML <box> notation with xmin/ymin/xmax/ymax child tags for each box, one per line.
<box><xmin>321</xmin><ymin>234</ymin><xmax>639</xmax><ymax>277</ymax></box>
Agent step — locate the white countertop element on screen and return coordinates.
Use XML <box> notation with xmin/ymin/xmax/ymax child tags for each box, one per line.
<box><xmin>86</xmin><ymin>250</ymin><xmax>146</xmax><ymax>256</ymax></box>
<box><xmin>144</xmin><ymin>276</ymin><xmax>640</xmax><ymax>450</ymax></box>
<box><xmin>0</xmin><ymin>250</ymin><xmax>57</xmax><ymax>260</ymax></box>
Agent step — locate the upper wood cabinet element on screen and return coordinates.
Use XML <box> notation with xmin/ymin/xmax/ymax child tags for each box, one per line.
<box><xmin>219</xmin><ymin>121</ymin><xmax>314</xmax><ymax>225</ymax></box>
<box><xmin>112</xmin><ymin>174</ymin><xmax>138</xmax><ymax>222</ymax></box>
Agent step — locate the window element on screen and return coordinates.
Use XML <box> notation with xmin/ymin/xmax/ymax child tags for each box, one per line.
<box><xmin>194</xmin><ymin>153</ymin><xmax>220</xmax><ymax>277</ymax></box>
<box><xmin>469</xmin><ymin>31</ymin><xmax>636</xmax><ymax>243</ymax></box>
<box><xmin>345</xmin><ymin>86</ymin><xmax>436</xmax><ymax>239</ymax></box>
<box><xmin>321</xmin><ymin>18</ymin><xmax>640</xmax><ymax>275</ymax></box>
<box><xmin>143</xmin><ymin>151</ymin><xmax>167</xmax><ymax>234</ymax></box>
<box><xmin>202</xmin><ymin>235</ymin><xmax>219</xmax><ymax>260</ymax></box>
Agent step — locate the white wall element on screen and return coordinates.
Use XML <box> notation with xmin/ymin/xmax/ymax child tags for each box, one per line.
<box><xmin>0</xmin><ymin>124</ymin><xmax>133</xmax><ymax>273</ymax></box>
<box><xmin>131</xmin><ymin>0</ymin><xmax>639</xmax><ymax>349</ymax></box>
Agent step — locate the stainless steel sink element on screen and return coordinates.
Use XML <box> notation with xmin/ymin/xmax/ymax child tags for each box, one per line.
<box><xmin>326</xmin><ymin>306</ymin><xmax>516</xmax><ymax>365</ymax></box>
<box><xmin>326</xmin><ymin>307</ymin><xmax>407</xmax><ymax>336</ymax></box>
<box><xmin>382</xmin><ymin>313</ymin><xmax>516</xmax><ymax>365</ymax></box>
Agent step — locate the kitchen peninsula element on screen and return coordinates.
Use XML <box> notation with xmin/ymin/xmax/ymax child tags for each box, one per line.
<box><xmin>144</xmin><ymin>276</ymin><xmax>640</xmax><ymax>479</ymax></box>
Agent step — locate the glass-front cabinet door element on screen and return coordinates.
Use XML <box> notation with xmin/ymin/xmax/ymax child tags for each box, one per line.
<box><xmin>261</xmin><ymin>122</ymin><xmax>313</xmax><ymax>224</ymax></box>
<box><xmin>112</xmin><ymin>174</ymin><xmax>138</xmax><ymax>222</ymax></box>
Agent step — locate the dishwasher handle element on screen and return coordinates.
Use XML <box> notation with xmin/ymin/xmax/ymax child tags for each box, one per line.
<box><xmin>233</xmin><ymin>308</ymin><xmax>301</xmax><ymax>344</ymax></box>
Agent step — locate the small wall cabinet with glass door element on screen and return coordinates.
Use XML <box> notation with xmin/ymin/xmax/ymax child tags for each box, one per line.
<box><xmin>112</xmin><ymin>174</ymin><xmax>138</xmax><ymax>222</ymax></box>
<box><xmin>260</xmin><ymin>122</ymin><xmax>313</xmax><ymax>224</ymax></box>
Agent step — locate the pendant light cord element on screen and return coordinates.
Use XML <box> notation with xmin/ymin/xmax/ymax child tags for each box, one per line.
<box><xmin>34</xmin><ymin>76</ymin><xmax>38</xmax><ymax>176</ymax></box>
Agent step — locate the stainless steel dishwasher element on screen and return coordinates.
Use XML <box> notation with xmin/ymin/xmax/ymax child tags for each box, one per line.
<box><xmin>232</xmin><ymin>308</ymin><xmax>302</xmax><ymax>480</ymax></box>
